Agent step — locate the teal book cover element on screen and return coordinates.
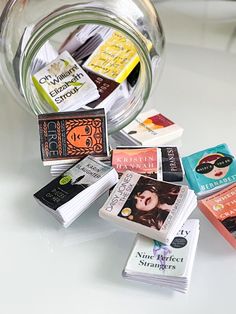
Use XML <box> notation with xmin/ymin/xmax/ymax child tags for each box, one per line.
<box><xmin>182</xmin><ymin>144</ymin><xmax>236</xmax><ymax>196</ymax></box>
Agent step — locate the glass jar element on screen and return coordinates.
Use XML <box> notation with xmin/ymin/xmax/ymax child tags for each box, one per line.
<box><xmin>0</xmin><ymin>0</ymin><xmax>164</xmax><ymax>133</ymax></box>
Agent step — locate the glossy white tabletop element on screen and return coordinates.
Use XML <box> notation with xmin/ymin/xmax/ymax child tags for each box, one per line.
<box><xmin>0</xmin><ymin>1</ymin><xmax>235</xmax><ymax>313</ymax></box>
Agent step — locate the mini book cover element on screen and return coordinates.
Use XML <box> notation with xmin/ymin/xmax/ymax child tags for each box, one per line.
<box><xmin>99</xmin><ymin>171</ymin><xmax>189</xmax><ymax>243</ymax></box>
<box><xmin>85</xmin><ymin>70</ymin><xmax>120</xmax><ymax>109</ymax></box>
<box><xmin>198</xmin><ymin>184</ymin><xmax>236</xmax><ymax>248</ymax></box>
<box><xmin>112</xmin><ymin>147</ymin><xmax>183</xmax><ymax>182</ymax></box>
<box><xmin>123</xmin><ymin>219</ymin><xmax>199</xmax><ymax>282</ymax></box>
<box><xmin>38</xmin><ymin>109</ymin><xmax>109</xmax><ymax>165</ymax></box>
<box><xmin>32</xmin><ymin>50</ymin><xmax>99</xmax><ymax>111</ymax></box>
<box><xmin>182</xmin><ymin>143</ymin><xmax>236</xmax><ymax>196</ymax></box>
<box><xmin>83</xmin><ymin>30</ymin><xmax>152</xmax><ymax>83</ymax></box>
<box><xmin>34</xmin><ymin>156</ymin><xmax>112</xmax><ymax>210</ymax></box>
<box><xmin>122</xmin><ymin>109</ymin><xmax>184</xmax><ymax>146</ymax></box>
<box><xmin>161</xmin><ymin>147</ymin><xmax>184</xmax><ymax>182</ymax></box>
<box><xmin>111</xmin><ymin>147</ymin><xmax>162</xmax><ymax>180</ymax></box>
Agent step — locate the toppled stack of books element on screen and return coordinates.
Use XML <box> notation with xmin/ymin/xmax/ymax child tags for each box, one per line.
<box><xmin>29</xmin><ymin>24</ymin><xmax>236</xmax><ymax>295</ymax></box>
<box><xmin>34</xmin><ymin>105</ymin><xmax>201</xmax><ymax>293</ymax></box>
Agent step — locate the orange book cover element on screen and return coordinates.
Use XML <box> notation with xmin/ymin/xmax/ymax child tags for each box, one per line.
<box><xmin>198</xmin><ymin>183</ymin><xmax>236</xmax><ymax>248</ymax></box>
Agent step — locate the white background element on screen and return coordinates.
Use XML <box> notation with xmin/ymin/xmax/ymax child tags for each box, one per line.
<box><xmin>0</xmin><ymin>1</ymin><xmax>235</xmax><ymax>313</ymax></box>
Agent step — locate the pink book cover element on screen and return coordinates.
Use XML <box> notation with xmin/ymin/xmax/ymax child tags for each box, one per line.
<box><xmin>198</xmin><ymin>183</ymin><xmax>236</xmax><ymax>249</ymax></box>
<box><xmin>111</xmin><ymin>148</ymin><xmax>159</xmax><ymax>179</ymax></box>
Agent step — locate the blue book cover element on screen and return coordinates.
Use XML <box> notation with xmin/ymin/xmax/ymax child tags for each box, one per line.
<box><xmin>182</xmin><ymin>144</ymin><xmax>236</xmax><ymax>196</ymax></box>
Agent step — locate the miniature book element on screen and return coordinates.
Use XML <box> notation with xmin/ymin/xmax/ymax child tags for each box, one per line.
<box><xmin>111</xmin><ymin>147</ymin><xmax>183</xmax><ymax>182</ymax></box>
<box><xmin>50</xmin><ymin>157</ymin><xmax>111</xmax><ymax>177</ymax></box>
<box><xmin>83</xmin><ymin>29</ymin><xmax>152</xmax><ymax>83</ymax></box>
<box><xmin>111</xmin><ymin>109</ymin><xmax>184</xmax><ymax>147</ymax></box>
<box><xmin>123</xmin><ymin>219</ymin><xmax>200</xmax><ymax>293</ymax></box>
<box><xmin>99</xmin><ymin>171</ymin><xmax>197</xmax><ymax>245</ymax></box>
<box><xmin>182</xmin><ymin>143</ymin><xmax>236</xmax><ymax>197</ymax></box>
<box><xmin>32</xmin><ymin>51</ymin><xmax>100</xmax><ymax>112</ymax></box>
<box><xmin>34</xmin><ymin>156</ymin><xmax>118</xmax><ymax>227</ymax></box>
<box><xmin>38</xmin><ymin>109</ymin><xmax>109</xmax><ymax>166</ymax></box>
<box><xmin>198</xmin><ymin>184</ymin><xmax>236</xmax><ymax>248</ymax></box>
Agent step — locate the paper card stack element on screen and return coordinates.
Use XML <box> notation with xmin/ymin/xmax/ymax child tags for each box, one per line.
<box><xmin>99</xmin><ymin>171</ymin><xmax>197</xmax><ymax>245</ymax></box>
<box><xmin>182</xmin><ymin>143</ymin><xmax>236</xmax><ymax>198</ymax></box>
<box><xmin>34</xmin><ymin>156</ymin><xmax>118</xmax><ymax>228</ymax></box>
<box><xmin>111</xmin><ymin>146</ymin><xmax>184</xmax><ymax>182</ymax></box>
<box><xmin>198</xmin><ymin>183</ymin><xmax>236</xmax><ymax>249</ymax></box>
<box><xmin>122</xmin><ymin>219</ymin><xmax>200</xmax><ymax>293</ymax></box>
<box><xmin>110</xmin><ymin>109</ymin><xmax>184</xmax><ymax>147</ymax></box>
<box><xmin>32</xmin><ymin>51</ymin><xmax>100</xmax><ymax>112</ymax></box>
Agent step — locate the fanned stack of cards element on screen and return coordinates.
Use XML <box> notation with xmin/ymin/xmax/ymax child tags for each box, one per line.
<box><xmin>111</xmin><ymin>109</ymin><xmax>184</xmax><ymax>147</ymax></box>
<box><xmin>32</xmin><ymin>51</ymin><xmax>100</xmax><ymax>111</ymax></box>
<box><xmin>122</xmin><ymin>219</ymin><xmax>200</xmax><ymax>293</ymax></box>
<box><xmin>112</xmin><ymin>146</ymin><xmax>184</xmax><ymax>182</ymax></box>
<box><xmin>34</xmin><ymin>156</ymin><xmax>118</xmax><ymax>227</ymax></box>
<box><xmin>38</xmin><ymin>109</ymin><xmax>109</xmax><ymax>166</ymax></box>
<box><xmin>182</xmin><ymin>143</ymin><xmax>236</xmax><ymax>198</ymax></box>
<box><xmin>99</xmin><ymin>171</ymin><xmax>197</xmax><ymax>245</ymax></box>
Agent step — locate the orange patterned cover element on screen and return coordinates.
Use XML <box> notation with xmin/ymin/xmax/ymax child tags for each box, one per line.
<box><xmin>38</xmin><ymin>109</ymin><xmax>108</xmax><ymax>165</ymax></box>
<box><xmin>198</xmin><ymin>183</ymin><xmax>236</xmax><ymax>248</ymax></box>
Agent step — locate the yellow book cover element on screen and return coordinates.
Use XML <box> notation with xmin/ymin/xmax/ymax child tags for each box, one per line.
<box><xmin>83</xmin><ymin>30</ymin><xmax>152</xmax><ymax>83</ymax></box>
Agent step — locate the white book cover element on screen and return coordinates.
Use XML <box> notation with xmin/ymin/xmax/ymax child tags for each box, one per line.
<box><xmin>123</xmin><ymin>219</ymin><xmax>199</xmax><ymax>278</ymax></box>
<box><xmin>99</xmin><ymin>171</ymin><xmax>195</xmax><ymax>244</ymax></box>
<box><xmin>32</xmin><ymin>51</ymin><xmax>100</xmax><ymax>112</ymax></box>
<box><xmin>122</xmin><ymin>109</ymin><xmax>184</xmax><ymax>146</ymax></box>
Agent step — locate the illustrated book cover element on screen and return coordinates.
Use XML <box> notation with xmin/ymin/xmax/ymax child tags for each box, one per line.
<box><xmin>38</xmin><ymin>108</ymin><xmax>109</xmax><ymax>166</ymax></box>
<box><xmin>182</xmin><ymin>143</ymin><xmax>236</xmax><ymax>197</ymax></box>
<box><xmin>111</xmin><ymin>109</ymin><xmax>184</xmax><ymax>147</ymax></box>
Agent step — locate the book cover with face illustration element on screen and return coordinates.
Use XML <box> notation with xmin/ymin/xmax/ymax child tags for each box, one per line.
<box><xmin>182</xmin><ymin>144</ymin><xmax>236</xmax><ymax>195</ymax></box>
<box><xmin>38</xmin><ymin>109</ymin><xmax>109</xmax><ymax>165</ymax></box>
<box><xmin>198</xmin><ymin>183</ymin><xmax>236</xmax><ymax>248</ymax></box>
<box><xmin>99</xmin><ymin>171</ymin><xmax>192</xmax><ymax>244</ymax></box>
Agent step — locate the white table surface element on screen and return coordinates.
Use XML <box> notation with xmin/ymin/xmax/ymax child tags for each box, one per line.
<box><xmin>0</xmin><ymin>1</ymin><xmax>235</xmax><ymax>313</ymax></box>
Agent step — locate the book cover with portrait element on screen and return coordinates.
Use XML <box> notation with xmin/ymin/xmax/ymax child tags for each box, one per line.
<box><xmin>99</xmin><ymin>171</ymin><xmax>197</xmax><ymax>244</ymax></box>
<box><xmin>182</xmin><ymin>143</ymin><xmax>236</xmax><ymax>197</ymax></box>
<box><xmin>198</xmin><ymin>183</ymin><xmax>236</xmax><ymax>248</ymax></box>
<box><xmin>38</xmin><ymin>108</ymin><xmax>109</xmax><ymax>165</ymax></box>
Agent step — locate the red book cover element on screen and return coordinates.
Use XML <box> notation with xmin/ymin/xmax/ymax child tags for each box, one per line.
<box><xmin>198</xmin><ymin>183</ymin><xmax>236</xmax><ymax>249</ymax></box>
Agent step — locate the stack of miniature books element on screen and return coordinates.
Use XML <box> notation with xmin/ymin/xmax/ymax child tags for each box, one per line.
<box><xmin>34</xmin><ymin>156</ymin><xmax>118</xmax><ymax>227</ymax></box>
<box><xmin>182</xmin><ymin>143</ymin><xmax>236</xmax><ymax>248</ymax></box>
<box><xmin>29</xmin><ymin>24</ymin><xmax>207</xmax><ymax>294</ymax></box>
<box><xmin>123</xmin><ymin>219</ymin><xmax>200</xmax><ymax>293</ymax></box>
<box><xmin>99</xmin><ymin>171</ymin><xmax>197</xmax><ymax>245</ymax></box>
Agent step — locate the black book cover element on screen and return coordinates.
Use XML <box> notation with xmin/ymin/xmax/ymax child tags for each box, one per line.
<box><xmin>161</xmin><ymin>147</ymin><xmax>183</xmax><ymax>182</ymax></box>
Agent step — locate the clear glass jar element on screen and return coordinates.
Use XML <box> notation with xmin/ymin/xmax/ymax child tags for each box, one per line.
<box><xmin>0</xmin><ymin>0</ymin><xmax>164</xmax><ymax>133</ymax></box>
